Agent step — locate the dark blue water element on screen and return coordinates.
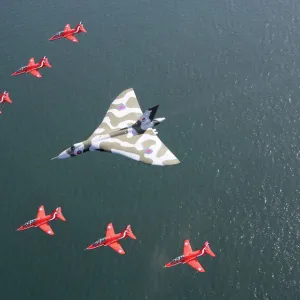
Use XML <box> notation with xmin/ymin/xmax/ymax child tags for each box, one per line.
<box><xmin>1</xmin><ymin>0</ymin><xmax>300</xmax><ymax>299</ymax></box>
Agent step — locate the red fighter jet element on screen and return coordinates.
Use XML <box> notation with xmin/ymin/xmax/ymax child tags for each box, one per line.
<box><xmin>0</xmin><ymin>91</ymin><xmax>12</xmax><ymax>115</ymax></box>
<box><xmin>17</xmin><ymin>205</ymin><xmax>66</xmax><ymax>236</ymax></box>
<box><xmin>49</xmin><ymin>22</ymin><xmax>87</xmax><ymax>43</ymax></box>
<box><xmin>164</xmin><ymin>240</ymin><xmax>216</xmax><ymax>272</ymax></box>
<box><xmin>12</xmin><ymin>56</ymin><xmax>52</xmax><ymax>78</ymax></box>
<box><xmin>86</xmin><ymin>223</ymin><xmax>137</xmax><ymax>254</ymax></box>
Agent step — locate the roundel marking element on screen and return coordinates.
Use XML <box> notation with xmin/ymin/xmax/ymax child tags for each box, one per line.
<box><xmin>77</xmin><ymin>150</ymin><xmax>82</xmax><ymax>155</ymax></box>
<box><xmin>144</xmin><ymin>148</ymin><xmax>153</xmax><ymax>154</ymax></box>
<box><xmin>118</xmin><ymin>103</ymin><xmax>126</xmax><ymax>111</ymax></box>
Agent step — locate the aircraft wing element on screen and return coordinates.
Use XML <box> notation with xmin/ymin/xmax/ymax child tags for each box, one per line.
<box><xmin>65</xmin><ymin>35</ymin><xmax>78</xmax><ymax>42</ymax></box>
<box><xmin>29</xmin><ymin>70</ymin><xmax>42</xmax><ymax>78</ymax></box>
<box><xmin>187</xmin><ymin>259</ymin><xmax>205</xmax><ymax>272</ymax></box>
<box><xmin>64</xmin><ymin>24</ymin><xmax>71</xmax><ymax>31</ymax></box>
<box><xmin>106</xmin><ymin>223</ymin><xmax>115</xmax><ymax>238</ymax></box>
<box><xmin>89</xmin><ymin>89</ymin><xmax>143</xmax><ymax>139</ymax></box>
<box><xmin>28</xmin><ymin>58</ymin><xmax>35</xmax><ymax>66</ymax></box>
<box><xmin>183</xmin><ymin>240</ymin><xmax>193</xmax><ymax>256</ymax></box>
<box><xmin>36</xmin><ymin>205</ymin><xmax>46</xmax><ymax>219</ymax></box>
<box><xmin>109</xmin><ymin>241</ymin><xmax>125</xmax><ymax>254</ymax></box>
<box><xmin>94</xmin><ymin>128</ymin><xmax>180</xmax><ymax>166</ymax></box>
<box><xmin>39</xmin><ymin>223</ymin><xmax>54</xmax><ymax>235</ymax></box>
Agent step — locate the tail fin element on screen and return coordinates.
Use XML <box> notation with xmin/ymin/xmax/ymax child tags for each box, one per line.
<box><xmin>132</xmin><ymin>105</ymin><xmax>159</xmax><ymax>133</ymax></box>
<box><xmin>125</xmin><ymin>225</ymin><xmax>136</xmax><ymax>240</ymax></box>
<box><xmin>4</xmin><ymin>92</ymin><xmax>12</xmax><ymax>104</ymax></box>
<box><xmin>204</xmin><ymin>241</ymin><xmax>216</xmax><ymax>257</ymax></box>
<box><xmin>53</xmin><ymin>207</ymin><xmax>66</xmax><ymax>221</ymax></box>
<box><xmin>77</xmin><ymin>22</ymin><xmax>87</xmax><ymax>33</ymax></box>
<box><xmin>40</xmin><ymin>56</ymin><xmax>52</xmax><ymax>68</ymax></box>
<box><xmin>1</xmin><ymin>92</ymin><xmax>12</xmax><ymax>104</ymax></box>
<box><xmin>140</xmin><ymin>105</ymin><xmax>159</xmax><ymax>123</ymax></box>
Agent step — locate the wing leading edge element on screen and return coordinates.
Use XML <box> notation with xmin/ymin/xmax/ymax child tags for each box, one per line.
<box><xmin>109</xmin><ymin>241</ymin><xmax>125</xmax><ymax>254</ymax></box>
<box><xmin>89</xmin><ymin>88</ymin><xmax>143</xmax><ymax>138</ymax></box>
<box><xmin>36</xmin><ymin>206</ymin><xmax>46</xmax><ymax>219</ymax></box>
<box><xmin>183</xmin><ymin>240</ymin><xmax>193</xmax><ymax>256</ymax></box>
<box><xmin>39</xmin><ymin>223</ymin><xmax>54</xmax><ymax>235</ymax></box>
<box><xmin>187</xmin><ymin>259</ymin><xmax>205</xmax><ymax>272</ymax></box>
<box><xmin>29</xmin><ymin>70</ymin><xmax>42</xmax><ymax>78</ymax></box>
<box><xmin>106</xmin><ymin>223</ymin><xmax>115</xmax><ymax>238</ymax></box>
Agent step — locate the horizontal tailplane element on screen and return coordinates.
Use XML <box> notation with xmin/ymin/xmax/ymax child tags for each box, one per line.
<box><xmin>55</xmin><ymin>207</ymin><xmax>66</xmax><ymax>221</ymax></box>
<box><xmin>126</xmin><ymin>225</ymin><xmax>137</xmax><ymax>240</ymax></box>
<box><xmin>204</xmin><ymin>241</ymin><xmax>216</xmax><ymax>257</ymax></box>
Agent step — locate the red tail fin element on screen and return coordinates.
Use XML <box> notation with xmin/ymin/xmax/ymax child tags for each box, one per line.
<box><xmin>53</xmin><ymin>207</ymin><xmax>66</xmax><ymax>221</ymax></box>
<box><xmin>204</xmin><ymin>241</ymin><xmax>216</xmax><ymax>257</ymax></box>
<box><xmin>77</xmin><ymin>22</ymin><xmax>87</xmax><ymax>33</ymax></box>
<box><xmin>4</xmin><ymin>92</ymin><xmax>12</xmax><ymax>104</ymax></box>
<box><xmin>125</xmin><ymin>225</ymin><xmax>136</xmax><ymax>240</ymax></box>
<box><xmin>40</xmin><ymin>56</ymin><xmax>52</xmax><ymax>68</ymax></box>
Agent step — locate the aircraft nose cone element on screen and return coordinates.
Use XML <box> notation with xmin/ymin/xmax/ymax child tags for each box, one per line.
<box><xmin>51</xmin><ymin>150</ymin><xmax>71</xmax><ymax>160</ymax></box>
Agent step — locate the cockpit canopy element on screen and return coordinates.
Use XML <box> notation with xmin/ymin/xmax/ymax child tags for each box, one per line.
<box><xmin>172</xmin><ymin>255</ymin><xmax>184</xmax><ymax>263</ymax></box>
<box><xmin>17</xmin><ymin>66</ymin><xmax>26</xmax><ymax>72</ymax></box>
<box><xmin>24</xmin><ymin>219</ymin><xmax>36</xmax><ymax>227</ymax></box>
<box><xmin>93</xmin><ymin>237</ymin><xmax>106</xmax><ymax>246</ymax></box>
<box><xmin>54</xmin><ymin>31</ymin><xmax>63</xmax><ymax>37</ymax></box>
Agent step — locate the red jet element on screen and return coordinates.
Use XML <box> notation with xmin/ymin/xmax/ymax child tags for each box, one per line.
<box><xmin>49</xmin><ymin>22</ymin><xmax>87</xmax><ymax>43</ymax></box>
<box><xmin>17</xmin><ymin>205</ymin><xmax>66</xmax><ymax>236</ymax></box>
<box><xmin>12</xmin><ymin>56</ymin><xmax>52</xmax><ymax>78</ymax></box>
<box><xmin>164</xmin><ymin>240</ymin><xmax>216</xmax><ymax>272</ymax></box>
<box><xmin>0</xmin><ymin>91</ymin><xmax>12</xmax><ymax>115</ymax></box>
<box><xmin>86</xmin><ymin>223</ymin><xmax>137</xmax><ymax>254</ymax></box>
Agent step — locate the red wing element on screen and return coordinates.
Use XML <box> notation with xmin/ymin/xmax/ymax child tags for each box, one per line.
<box><xmin>109</xmin><ymin>242</ymin><xmax>125</xmax><ymax>254</ymax></box>
<box><xmin>29</xmin><ymin>70</ymin><xmax>42</xmax><ymax>78</ymax></box>
<box><xmin>183</xmin><ymin>239</ymin><xmax>193</xmax><ymax>256</ymax></box>
<box><xmin>65</xmin><ymin>35</ymin><xmax>78</xmax><ymax>42</ymax></box>
<box><xmin>106</xmin><ymin>223</ymin><xmax>115</xmax><ymax>238</ymax></box>
<box><xmin>187</xmin><ymin>259</ymin><xmax>205</xmax><ymax>272</ymax></box>
<box><xmin>64</xmin><ymin>24</ymin><xmax>71</xmax><ymax>32</ymax></box>
<box><xmin>36</xmin><ymin>205</ymin><xmax>46</xmax><ymax>219</ymax></box>
<box><xmin>39</xmin><ymin>223</ymin><xmax>54</xmax><ymax>235</ymax></box>
<box><xmin>28</xmin><ymin>58</ymin><xmax>35</xmax><ymax>66</ymax></box>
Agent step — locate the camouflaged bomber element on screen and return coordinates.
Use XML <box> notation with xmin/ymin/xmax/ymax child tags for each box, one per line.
<box><xmin>52</xmin><ymin>88</ymin><xmax>180</xmax><ymax>166</ymax></box>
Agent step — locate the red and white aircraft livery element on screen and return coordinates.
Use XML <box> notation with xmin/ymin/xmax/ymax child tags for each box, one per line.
<box><xmin>49</xmin><ymin>22</ymin><xmax>87</xmax><ymax>43</ymax></box>
<box><xmin>17</xmin><ymin>206</ymin><xmax>66</xmax><ymax>236</ymax></box>
<box><xmin>0</xmin><ymin>91</ymin><xmax>12</xmax><ymax>115</ymax></box>
<box><xmin>164</xmin><ymin>240</ymin><xmax>216</xmax><ymax>273</ymax></box>
<box><xmin>86</xmin><ymin>223</ymin><xmax>137</xmax><ymax>254</ymax></box>
<box><xmin>12</xmin><ymin>56</ymin><xmax>52</xmax><ymax>78</ymax></box>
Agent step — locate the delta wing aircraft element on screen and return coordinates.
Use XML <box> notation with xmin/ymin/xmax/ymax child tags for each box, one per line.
<box><xmin>52</xmin><ymin>88</ymin><xmax>180</xmax><ymax>166</ymax></box>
